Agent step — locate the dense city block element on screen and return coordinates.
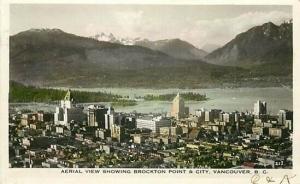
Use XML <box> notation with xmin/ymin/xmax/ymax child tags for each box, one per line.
<box><xmin>9</xmin><ymin>91</ymin><xmax>293</xmax><ymax>168</ymax></box>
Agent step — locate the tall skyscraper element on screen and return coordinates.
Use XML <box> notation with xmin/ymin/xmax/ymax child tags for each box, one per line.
<box><xmin>111</xmin><ymin>124</ymin><xmax>125</xmax><ymax>142</ymax></box>
<box><xmin>87</xmin><ymin>105</ymin><xmax>108</xmax><ymax>128</ymax></box>
<box><xmin>278</xmin><ymin>109</ymin><xmax>293</xmax><ymax>125</ymax></box>
<box><xmin>54</xmin><ymin>90</ymin><xmax>85</xmax><ymax>126</ymax></box>
<box><xmin>253</xmin><ymin>100</ymin><xmax>267</xmax><ymax>116</ymax></box>
<box><xmin>205</xmin><ymin>111</ymin><xmax>212</xmax><ymax>122</ymax></box>
<box><xmin>195</xmin><ymin>108</ymin><xmax>205</xmax><ymax>122</ymax></box>
<box><xmin>104</xmin><ymin>107</ymin><xmax>115</xmax><ymax>130</ymax></box>
<box><xmin>171</xmin><ymin>93</ymin><xmax>185</xmax><ymax>120</ymax></box>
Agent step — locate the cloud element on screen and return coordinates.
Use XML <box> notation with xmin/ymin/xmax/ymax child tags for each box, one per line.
<box><xmin>85</xmin><ymin>23</ymin><xmax>97</xmax><ymax>36</ymax></box>
<box><xmin>112</xmin><ymin>10</ymin><xmax>145</xmax><ymax>37</ymax></box>
<box><xmin>84</xmin><ymin>10</ymin><xmax>292</xmax><ymax>49</ymax></box>
<box><xmin>179</xmin><ymin>11</ymin><xmax>292</xmax><ymax>48</ymax></box>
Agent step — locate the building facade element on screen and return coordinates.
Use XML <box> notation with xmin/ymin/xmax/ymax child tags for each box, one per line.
<box><xmin>254</xmin><ymin>100</ymin><xmax>267</xmax><ymax>116</ymax></box>
<box><xmin>278</xmin><ymin>109</ymin><xmax>293</xmax><ymax>126</ymax></box>
<box><xmin>54</xmin><ymin>90</ymin><xmax>85</xmax><ymax>126</ymax></box>
<box><xmin>104</xmin><ymin>107</ymin><xmax>115</xmax><ymax>130</ymax></box>
<box><xmin>171</xmin><ymin>93</ymin><xmax>185</xmax><ymax>120</ymax></box>
<box><xmin>87</xmin><ymin>105</ymin><xmax>108</xmax><ymax>128</ymax></box>
<box><xmin>136</xmin><ymin>116</ymin><xmax>171</xmax><ymax>134</ymax></box>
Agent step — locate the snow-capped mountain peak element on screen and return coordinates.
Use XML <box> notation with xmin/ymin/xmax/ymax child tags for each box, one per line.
<box><xmin>91</xmin><ymin>33</ymin><xmax>144</xmax><ymax>45</ymax></box>
<box><xmin>93</xmin><ymin>32</ymin><xmax>117</xmax><ymax>42</ymax></box>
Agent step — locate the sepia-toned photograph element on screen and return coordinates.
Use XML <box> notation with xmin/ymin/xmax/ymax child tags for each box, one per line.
<box><xmin>8</xmin><ymin>3</ymin><xmax>293</xmax><ymax>170</ymax></box>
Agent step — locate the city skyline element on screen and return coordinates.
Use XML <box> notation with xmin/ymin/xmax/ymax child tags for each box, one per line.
<box><xmin>9</xmin><ymin>89</ymin><xmax>293</xmax><ymax>168</ymax></box>
<box><xmin>7</xmin><ymin>2</ymin><xmax>294</xmax><ymax>170</ymax></box>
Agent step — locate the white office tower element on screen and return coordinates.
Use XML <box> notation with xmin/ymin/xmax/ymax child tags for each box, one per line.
<box><xmin>136</xmin><ymin>116</ymin><xmax>171</xmax><ymax>134</ymax></box>
<box><xmin>253</xmin><ymin>100</ymin><xmax>267</xmax><ymax>116</ymax></box>
<box><xmin>195</xmin><ymin>108</ymin><xmax>205</xmax><ymax>122</ymax></box>
<box><xmin>104</xmin><ymin>107</ymin><xmax>115</xmax><ymax>130</ymax></box>
<box><xmin>54</xmin><ymin>90</ymin><xmax>85</xmax><ymax>126</ymax></box>
<box><xmin>88</xmin><ymin>105</ymin><xmax>98</xmax><ymax>127</ymax></box>
<box><xmin>171</xmin><ymin>93</ymin><xmax>185</xmax><ymax>120</ymax></box>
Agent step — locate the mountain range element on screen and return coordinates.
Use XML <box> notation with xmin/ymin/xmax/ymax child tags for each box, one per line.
<box><xmin>201</xmin><ymin>43</ymin><xmax>221</xmax><ymax>53</ymax></box>
<box><xmin>91</xmin><ymin>32</ymin><xmax>143</xmax><ymax>45</ymax></box>
<box><xmin>91</xmin><ymin>33</ymin><xmax>207</xmax><ymax>60</ymax></box>
<box><xmin>9</xmin><ymin>21</ymin><xmax>293</xmax><ymax>88</ymax></box>
<box><xmin>205</xmin><ymin>21</ymin><xmax>293</xmax><ymax>67</ymax></box>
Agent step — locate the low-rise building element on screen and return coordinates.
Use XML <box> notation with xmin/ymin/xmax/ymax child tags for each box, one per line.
<box><xmin>269</xmin><ymin>128</ymin><xmax>288</xmax><ymax>138</ymax></box>
<box><xmin>136</xmin><ymin>116</ymin><xmax>171</xmax><ymax>134</ymax></box>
